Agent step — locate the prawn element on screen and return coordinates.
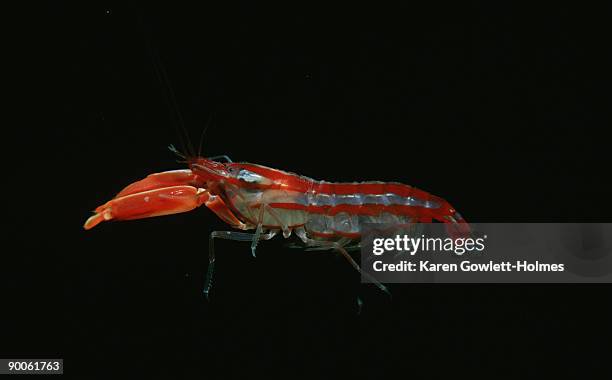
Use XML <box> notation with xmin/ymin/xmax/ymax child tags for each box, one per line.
<box><xmin>84</xmin><ymin>148</ymin><xmax>469</xmax><ymax>298</ymax></box>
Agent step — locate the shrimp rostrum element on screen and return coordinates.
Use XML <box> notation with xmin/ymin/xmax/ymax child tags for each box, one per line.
<box><xmin>84</xmin><ymin>151</ymin><xmax>469</xmax><ymax>297</ymax></box>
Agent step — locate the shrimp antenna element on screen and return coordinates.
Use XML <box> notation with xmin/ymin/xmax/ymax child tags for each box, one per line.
<box><xmin>168</xmin><ymin>144</ymin><xmax>185</xmax><ymax>157</ymax></box>
<box><xmin>136</xmin><ymin>9</ymin><xmax>195</xmax><ymax>158</ymax></box>
<box><xmin>168</xmin><ymin>144</ymin><xmax>188</xmax><ymax>164</ymax></box>
<box><xmin>197</xmin><ymin>114</ymin><xmax>214</xmax><ymax>157</ymax></box>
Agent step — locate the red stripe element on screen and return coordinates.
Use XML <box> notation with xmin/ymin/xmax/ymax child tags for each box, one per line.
<box><xmin>268</xmin><ymin>202</ymin><xmax>442</xmax><ymax>219</ymax></box>
<box><xmin>302</xmin><ymin>230</ymin><xmax>362</xmax><ymax>239</ymax></box>
<box><xmin>331</xmin><ymin>231</ymin><xmax>362</xmax><ymax>239</ymax></box>
<box><xmin>230</xmin><ymin>163</ymin><xmax>437</xmax><ymax>201</ymax></box>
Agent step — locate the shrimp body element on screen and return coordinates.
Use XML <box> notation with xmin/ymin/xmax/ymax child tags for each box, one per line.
<box><xmin>218</xmin><ymin>162</ymin><xmax>468</xmax><ymax>241</ymax></box>
<box><xmin>84</xmin><ymin>156</ymin><xmax>468</xmax><ymax>297</ymax></box>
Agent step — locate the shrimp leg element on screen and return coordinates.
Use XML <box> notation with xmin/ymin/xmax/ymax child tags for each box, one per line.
<box><xmin>204</xmin><ymin>229</ymin><xmax>278</xmax><ymax>299</ymax></box>
<box><xmin>250</xmin><ymin>205</ymin><xmax>267</xmax><ymax>257</ymax></box>
<box><xmin>334</xmin><ymin>244</ymin><xmax>391</xmax><ymax>297</ymax></box>
<box><xmin>294</xmin><ymin>227</ymin><xmax>391</xmax><ymax>297</ymax></box>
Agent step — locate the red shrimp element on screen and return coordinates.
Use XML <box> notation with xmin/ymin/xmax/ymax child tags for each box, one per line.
<box><xmin>84</xmin><ymin>151</ymin><xmax>469</xmax><ymax>297</ymax></box>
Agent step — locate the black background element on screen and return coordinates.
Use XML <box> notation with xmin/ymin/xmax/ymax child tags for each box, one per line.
<box><xmin>4</xmin><ymin>1</ymin><xmax>611</xmax><ymax>378</ymax></box>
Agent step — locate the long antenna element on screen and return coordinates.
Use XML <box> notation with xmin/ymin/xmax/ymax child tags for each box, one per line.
<box><xmin>135</xmin><ymin>7</ymin><xmax>195</xmax><ymax>158</ymax></box>
<box><xmin>198</xmin><ymin>113</ymin><xmax>213</xmax><ymax>157</ymax></box>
